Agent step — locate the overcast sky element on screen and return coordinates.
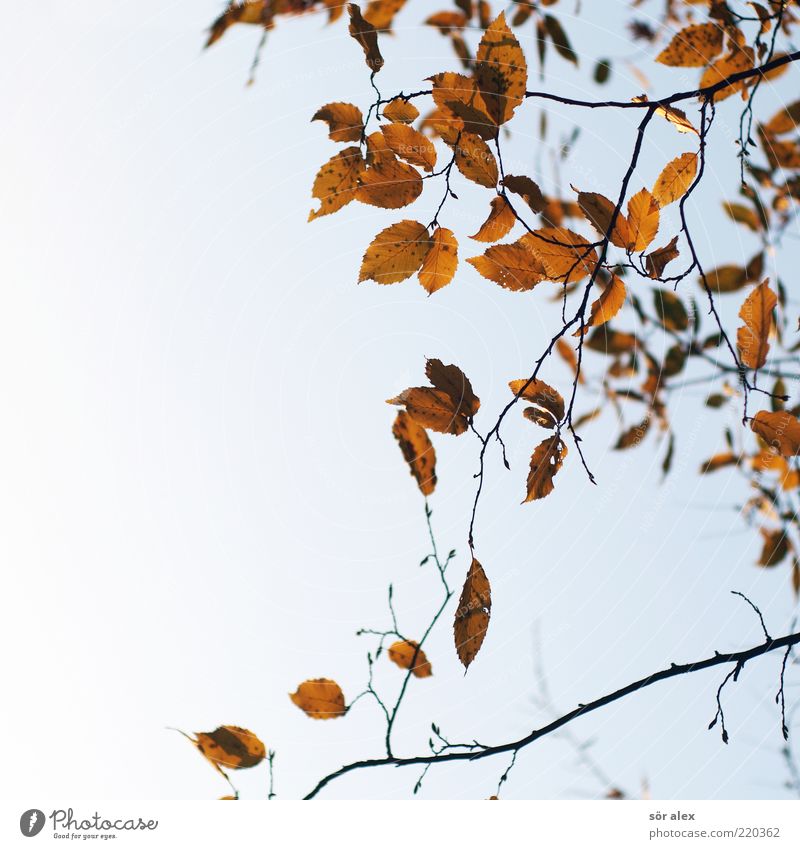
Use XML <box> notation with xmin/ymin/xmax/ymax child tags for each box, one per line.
<box><xmin>1</xmin><ymin>1</ymin><xmax>799</xmax><ymax>801</ymax></box>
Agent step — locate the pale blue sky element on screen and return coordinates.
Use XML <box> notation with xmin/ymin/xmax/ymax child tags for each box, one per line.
<box><xmin>1</xmin><ymin>1</ymin><xmax>799</xmax><ymax>801</ymax></box>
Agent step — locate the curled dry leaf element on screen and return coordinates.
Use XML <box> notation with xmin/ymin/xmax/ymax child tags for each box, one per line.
<box><xmin>750</xmin><ymin>410</ymin><xmax>800</xmax><ymax>457</ymax></box>
<box><xmin>471</xmin><ymin>196</ymin><xmax>516</xmax><ymax>242</ymax></box>
<box><xmin>312</xmin><ymin>102</ymin><xmax>364</xmax><ymax>142</ymax></box>
<box><xmin>347</xmin><ymin>3</ymin><xmax>384</xmax><ymax>73</ymax></box>
<box><xmin>525</xmin><ymin>435</ymin><xmax>567</xmax><ymax>501</ymax></box>
<box><xmin>382</xmin><ymin>98</ymin><xmax>419</xmax><ymax>124</ymax></box>
<box><xmin>645</xmin><ymin>236</ymin><xmax>680</xmax><ymax>279</ymax></box>
<box><xmin>359</xmin><ymin>220</ymin><xmax>430</xmax><ymax>284</ymax></box>
<box><xmin>475</xmin><ymin>13</ymin><xmax>528</xmax><ymax>126</ymax></box>
<box><xmin>309</xmin><ymin>147</ymin><xmax>366</xmax><ymax>221</ymax></box>
<box><xmin>193</xmin><ymin>726</ymin><xmax>266</xmax><ymax>772</ymax></box>
<box><xmin>392</xmin><ymin>410</ymin><xmax>436</xmax><ymax>495</ymax></box>
<box><xmin>380</xmin><ymin>123</ymin><xmax>437</xmax><ymax>172</ymax></box>
<box><xmin>467</xmin><ymin>241</ymin><xmax>546</xmax><ymax>291</ymax></box>
<box><xmin>453</xmin><ymin>558</ymin><xmax>492</xmax><ymax>670</ymax></box>
<box><xmin>508</xmin><ymin>378</ymin><xmax>565</xmax><ymax>423</ymax></box>
<box><xmin>387</xmin><ymin>358</ymin><xmax>480</xmax><ymax>435</ymax></box>
<box><xmin>418</xmin><ymin>227</ymin><xmax>458</xmax><ymax>294</ymax></box>
<box><xmin>736</xmin><ymin>280</ymin><xmax>776</xmax><ymax>370</ymax></box>
<box><xmin>652</xmin><ymin>152</ymin><xmax>697</xmax><ymax>207</ymax></box>
<box><xmin>387</xmin><ymin>640</ymin><xmax>433</xmax><ymax>677</ymax></box>
<box><xmin>656</xmin><ymin>23</ymin><xmax>724</xmax><ymax>67</ymax></box>
<box><xmin>363</xmin><ymin>0</ymin><xmax>408</xmax><ymax>31</ymax></box>
<box><xmin>290</xmin><ymin>678</ymin><xmax>347</xmax><ymax>719</ymax></box>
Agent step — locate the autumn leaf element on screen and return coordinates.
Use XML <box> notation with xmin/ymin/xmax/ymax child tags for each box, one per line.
<box><xmin>193</xmin><ymin>726</ymin><xmax>266</xmax><ymax>773</ymax></box>
<box><xmin>633</xmin><ymin>95</ymin><xmax>698</xmax><ymax>135</ymax></box>
<box><xmin>700</xmin><ymin>46</ymin><xmax>755</xmax><ymax>102</ymax></box>
<box><xmin>585</xmin><ymin>325</ymin><xmax>638</xmax><ymax>354</ymax></box>
<box><xmin>454</xmin><ymin>133</ymin><xmax>499</xmax><ymax>187</ymax></box>
<box><xmin>312</xmin><ymin>102</ymin><xmax>364</xmax><ymax>142</ymax></box>
<box><xmin>453</xmin><ymin>558</ymin><xmax>492</xmax><ymax>670</ymax></box>
<box><xmin>646</xmin><ymin>236</ymin><xmax>680</xmax><ymax>279</ymax></box>
<box><xmin>383</xmin><ymin>98</ymin><xmax>419</xmax><ymax>123</ymax></box>
<box><xmin>474</xmin><ymin>12</ymin><xmax>528</xmax><ymax>126</ymax></box>
<box><xmin>656</xmin><ymin>23</ymin><xmax>724</xmax><ymax>67</ymax></box>
<box><xmin>387</xmin><ymin>640</ymin><xmax>433</xmax><ymax>677</ymax></box>
<box><xmin>502</xmin><ymin>175</ymin><xmax>545</xmax><ymax>214</ymax></box>
<box><xmin>388</xmin><ymin>358</ymin><xmax>480</xmax><ymax>435</ymax></box>
<box><xmin>363</xmin><ymin>0</ymin><xmax>408</xmax><ymax>31</ymax></box>
<box><xmin>763</xmin><ymin>100</ymin><xmax>800</xmax><ymax>135</ymax></box>
<box><xmin>380</xmin><ymin>123</ymin><xmax>437</xmax><ymax>172</ymax></box>
<box><xmin>699</xmin><ymin>452</ymin><xmax>740</xmax><ymax>474</ymax></box>
<box><xmin>392</xmin><ymin>410</ymin><xmax>436</xmax><ymax>495</ymax></box>
<box><xmin>526</xmin><ymin>228</ymin><xmax>598</xmax><ymax>282</ymax></box>
<box><xmin>758</xmin><ymin>529</ymin><xmax>789</xmax><ymax>567</ymax></box>
<box><xmin>737</xmin><ymin>280</ymin><xmax>776</xmax><ymax>370</ymax></box>
<box><xmin>471</xmin><ymin>196</ymin><xmax>516</xmax><ymax>242</ymax></box>
<box><xmin>705</xmin><ymin>264</ymin><xmax>748</xmax><ymax>294</ymax></box>
<box><xmin>626</xmin><ymin>188</ymin><xmax>660</xmax><ymax>252</ymax></box>
<box><xmin>309</xmin><ymin>146</ymin><xmax>366</xmax><ymax>221</ymax></box>
<box><xmin>509</xmin><ymin>378</ymin><xmax>565</xmax><ymax>424</ymax></box>
<box><xmin>543</xmin><ymin>14</ymin><xmax>578</xmax><ymax>65</ymax></box>
<box><xmin>577</xmin><ymin>274</ymin><xmax>626</xmax><ymax>334</ymax></box>
<box><xmin>290</xmin><ymin>679</ymin><xmax>347</xmax><ymax>719</ymax></box>
<box><xmin>525</xmin><ymin>435</ymin><xmax>567</xmax><ymax>501</ymax></box>
<box><xmin>556</xmin><ymin>338</ymin><xmax>584</xmax><ymax>384</ymax></box>
<box><xmin>614</xmin><ymin>417</ymin><xmax>651</xmax><ymax>450</ymax></box>
<box><xmin>653</xmin><ymin>289</ymin><xmax>689</xmax><ymax>332</ymax></box>
<box><xmin>576</xmin><ymin>190</ymin><xmax>630</xmax><ymax>248</ymax></box>
<box><xmin>750</xmin><ymin>411</ymin><xmax>800</xmax><ymax>457</ymax></box>
<box><xmin>356</xmin><ymin>157</ymin><xmax>423</xmax><ymax>208</ymax></box>
<box><xmin>359</xmin><ymin>220</ymin><xmax>431</xmax><ymax>284</ymax></box>
<box><xmin>467</xmin><ymin>241</ymin><xmax>546</xmax><ymax>291</ymax></box>
<box><xmin>348</xmin><ymin>3</ymin><xmax>384</xmax><ymax>72</ymax></box>
<box><xmin>428</xmin><ymin>72</ymin><xmax>494</xmax><ymax>139</ymax></box>
<box><xmin>418</xmin><ymin>227</ymin><xmax>458</xmax><ymax>294</ymax></box>
<box><xmin>426</xmin><ymin>11</ymin><xmax>468</xmax><ymax>33</ymax></box>
<box><xmin>206</xmin><ymin>1</ymin><xmax>271</xmax><ymax>48</ymax></box>
<box><xmin>652</xmin><ymin>153</ymin><xmax>697</xmax><ymax>207</ymax></box>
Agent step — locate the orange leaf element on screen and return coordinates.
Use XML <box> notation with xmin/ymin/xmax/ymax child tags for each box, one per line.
<box><xmin>347</xmin><ymin>3</ymin><xmax>384</xmax><ymax>73</ymax></box>
<box><xmin>356</xmin><ymin>157</ymin><xmax>423</xmax><ymax>208</ymax></box>
<box><xmin>471</xmin><ymin>196</ymin><xmax>516</xmax><ymax>242</ymax></box>
<box><xmin>380</xmin><ymin>123</ymin><xmax>437</xmax><ymax>172</ymax></box>
<box><xmin>751</xmin><ymin>410</ymin><xmax>800</xmax><ymax>457</ymax></box>
<box><xmin>525</xmin><ymin>435</ymin><xmax>567</xmax><ymax>501</ymax></box>
<box><xmin>312</xmin><ymin>102</ymin><xmax>364</xmax><ymax>142</ymax></box>
<box><xmin>289</xmin><ymin>679</ymin><xmax>347</xmax><ymax>719</ymax></box>
<box><xmin>474</xmin><ymin>12</ymin><xmax>528</xmax><ymax>126</ymax></box>
<box><xmin>626</xmin><ymin>188</ymin><xmax>660</xmax><ymax>252</ymax></box>
<box><xmin>359</xmin><ymin>220</ymin><xmax>431</xmax><ymax>284</ymax></box>
<box><xmin>652</xmin><ymin>152</ymin><xmax>697</xmax><ymax>207</ymax></box>
<box><xmin>418</xmin><ymin>227</ymin><xmax>458</xmax><ymax>294</ymax></box>
<box><xmin>392</xmin><ymin>410</ymin><xmax>436</xmax><ymax>495</ymax></box>
<box><xmin>576</xmin><ymin>273</ymin><xmax>626</xmax><ymax>335</ymax></box>
<box><xmin>467</xmin><ymin>241</ymin><xmax>546</xmax><ymax>291</ymax></box>
<box><xmin>387</xmin><ymin>640</ymin><xmax>433</xmax><ymax>677</ymax></box>
<box><xmin>454</xmin><ymin>133</ymin><xmax>499</xmax><ymax>187</ymax></box>
<box><xmin>308</xmin><ymin>146</ymin><xmax>366</xmax><ymax>221</ymax></box>
<box><xmin>656</xmin><ymin>23</ymin><xmax>724</xmax><ymax>67</ymax></box>
<box><xmin>193</xmin><ymin>726</ymin><xmax>266</xmax><ymax>773</ymax></box>
<box><xmin>736</xmin><ymin>280</ymin><xmax>776</xmax><ymax>370</ymax></box>
<box><xmin>575</xmin><ymin>190</ymin><xmax>630</xmax><ymax>248</ymax></box>
<box><xmin>382</xmin><ymin>98</ymin><xmax>419</xmax><ymax>123</ymax></box>
<box><xmin>454</xmin><ymin>558</ymin><xmax>492</xmax><ymax>670</ymax></box>
<box><xmin>524</xmin><ymin>228</ymin><xmax>598</xmax><ymax>282</ymax></box>
<box><xmin>508</xmin><ymin>378</ymin><xmax>564</xmax><ymax>423</ymax></box>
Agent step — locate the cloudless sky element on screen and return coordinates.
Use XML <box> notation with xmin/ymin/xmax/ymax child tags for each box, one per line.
<box><xmin>1</xmin><ymin>1</ymin><xmax>799</xmax><ymax>801</ymax></box>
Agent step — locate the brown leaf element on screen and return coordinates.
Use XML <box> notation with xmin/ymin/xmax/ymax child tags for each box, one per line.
<box><xmin>585</xmin><ymin>325</ymin><xmax>638</xmax><ymax>354</ymax></box>
<box><xmin>380</xmin><ymin>123</ymin><xmax>437</xmax><ymax>172</ymax></box>
<box><xmin>699</xmin><ymin>452</ymin><xmax>739</xmax><ymax>473</ymax></box>
<box><xmin>206</xmin><ymin>1</ymin><xmax>271</xmax><ymax>48</ymax></box>
<box><xmin>382</xmin><ymin>98</ymin><xmax>419</xmax><ymax>123</ymax></box>
<box><xmin>502</xmin><ymin>175</ymin><xmax>545</xmax><ymax>214</ymax></box>
<box><xmin>312</xmin><ymin>102</ymin><xmax>364</xmax><ymax>143</ymax></box>
<box><xmin>525</xmin><ymin>435</ymin><xmax>567</xmax><ymax>501</ymax></box>
<box><xmin>705</xmin><ymin>264</ymin><xmax>748</xmax><ymax>294</ymax></box>
<box><xmin>750</xmin><ymin>410</ymin><xmax>800</xmax><ymax>457</ymax></box>
<box><xmin>626</xmin><ymin>188</ymin><xmax>660</xmax><ymax>252</ymax></box>
<box><xmin>425</xmin><ymin>11</ymin><xmax>468</xmax><ymax>33</ymax></box>
<box><xmin>454</xmin><ymin>133</ymin><xmax>499</xmax><ymax>187</ymax></box>
<box><xmin>556</xmin><ymin>338</ymin><xmax>584</xmax><ymax>384</ymax></box>
<box><xmin>575</xmin><ymin>273</ymin><xmax>626</xmax><ymax>335</ymax></box>
<box><xmin>363</xmin><ymin>0</ymin><xmax>407</xmax><ymax>31</ymax></box>
<box><xmin>356</xmin><ymin>157</ymin><xmax>423</xmax><ymax>208</ymax></box>
<box><xmin>454</xmin><ymin>558</ymin><xmax>492</xmax><ymax>669</ymax></box>
<box><xmin>656</xmin><ymin>23</ymin><xmax>724</xmax><ymax>67</ymax></box>
<box><xmin>645</xmin><ymin>236</ymin><xmax>680</xmax><ymax>279</ymax></box>
<box><xmin>471</xmin><ymin>196</ymin><xmax>516</xmax><ymax>242</ymax></box>
<box><xmin>308</xmin><ymin>147</ymin><xmax>367</xmax><ymax>222</ymax></box>
<box><xmin>525</xmin><ymin>228</ymin><xmax>598</xmax><ymax>282</ymax></box>
<box><xmin>652</xmin><ymin>152</ymin><xmax>697</xmax><ymax>207</ymax></box>
<box><xmin>700</xmin><ymin>46</ymin><xmax>754</xmax><ymax>102</ymax></box>
<box><xmin>347</xmin><ymin>3</ymin><xmax>384</xmax><ymax>73</ymax></box>
<box><xmin>359</xmin><ymin>220</ymin><xmax>431</xmax><ymax>284</ymax></box>
<box><xmin>475</xmin><ymin>12</ymin><xmax>528</xmax><ymax>126</ymax></box>
<box><xmin>193</xmin><ymin>726</ymin><xmax>266</xmax><ymax>772</ymax></box>
<box><xmin>428</xmin><ymin>72</ymin><xmax>495</xmax><ymax>140</ymax></box>
<box><xmin>509</xmin><ymin>378</ymin><xmax>565</xmax><ymax>423</ymax></box>
<box><xmin>387</xmin><ymin>640</ymin><xmax>433</xmax><ymax>677</ymax></box>
<box><xmin>392</xmin><ymin>410</ymin><xmax>436</xmax><ymax>495</ymax></box>
<box><xmin>576</xmin><ymin>190</ymin><xmax>630</xmax><ymax>248</ymax></box>
<box><xmin>653</xmin><ymin>288</ymin><xmax>689</xmax><ymax>332</ymax></box>
<box><xmin>763</xmin><ymin>100</ymin><xmax>800</xmax><ymax>135</ymax></box>
<box><xmin>290</xmin><ymin>679</ymin><xmax>347</xmax><ymax>719</ymax></box>
<box><xmin>614</xmin><ymin>417</ymin><xmax>651</xmax><ymax>450</ymax></box>
<box><xmin>759</xmin><ymin>529</ymin><xmax>789</xmax><ymax>567</ymax></box>
<box><xmin>737</xmin><ymin>280</ymin><xmax>776</xmax><ymax>370</ymax></box>
<box><xmin>467</xmin><ymin>241</ymin><xmax>546</xmax><ymax>291</ymax></box>
<box><xmin>418</xmin><ymin>227</ymin><xmax>458</xmax><ymax>294</ymax></box>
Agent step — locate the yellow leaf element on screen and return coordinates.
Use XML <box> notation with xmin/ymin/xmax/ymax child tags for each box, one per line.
<box><xmin>576</xmin><ymin>190</ymin><xmax>630</xmax><ymax>248</ymax></box>
<box><xmin>475</xmin><ymin>12</ymin><xmax>528</xmax><ymax>126</ymax></box>
<box><xmin>737</xmin><ymin>280</ymin><xmax>776</xmax><ymax>370</ymax></box>
<box><xmin>467</xmin><ymin>241</ymin><xmax>546</xmax><ymax>291</ymax></box>
<box><xmin>525</xmin><ymin>435</ymin><xmax>567</xmax><ymax>501</ymax></box>
<box><xmin>359</xmin><ymin>220</ymin><xmax>431</xmax><ymax>284</ymax></box>
<box><xmin>312</xmin><ymin>102</ymin><xmax>364</xmax><ymax>142</ymax></box>
<box><xmin>290</xmin><ymin>679</ymin><xmax>347</xmax><ymax>719</ymax></box>
<box><xmin>626</xmin><ymin>188</ymin><xmax>660</xmax><ymax>252</ymax></box>
<box><xmin>453</xmin><ymin>558</ymin><xmax>492</xmax><ymax>670</ymax></box>
<box><xmin>392</xmin><ymin>410</ymin><xmax>436</xmax><ymax>495</ymax></box>
<box><xmin>652</xmin><ymin>152</ymin><xmax>697</xmax><ymax>207</ymax></box>
<box><xmin>525</xmin><ymin>228</ymin><xmax>598</xmax><ymax>282</ymax></box>
<box><xmin>387</xmin><ymin>358</ymin><xmax>480</xmax><ymax>435</ymax></box>
<box><xmin>382</xmin><ymin>98</ymin><xmax>419</xmax><ymax>123</ymax></box>
<box><xmin>471</xmin><ymin>196</ymin><xmax>517</xmax><ymax>242</ymax></box>
<box><xmin>508</xmin><ymin>378</ymin><xmax>564</xmax><ymax>423</ymax></box>
<box><xmin>380</xmin><ymin>123</ymin><xmax>437</xmax><ymax>172</ymax></box>
<box><xmin>193</xmin><ymin>726</ymin><xmax>266</xmax><ymax>772</ymax></box>
<box><xmin>308</xmin><ymin>147</ymin><xmax>366</xmax><ymax>222</ymax></box>
<box><xmin>750</xmin><ymin>411</ymin><xmax>800</xmax><ymax>457</ymax></box>
<box><xmin>454</xmin><ymin>133</ymin><xmax>499</xmax><ymax>187</ymax></box>
<box><xmin>347</xmin><ymin>3</ymin><xmax>384</xmax><ymax>73</ymax></box>
<box><xmin>356</xmin><ymin>157</ymin><xmax>423</xmax><ymax>208</ymax></box>
<box><xmin>418</xmin><ymin>227</ymin><xmax>458</xmax><ymax>294</ymax></box>
<box><xmin>633</xmin><ymin>95</ymin><xmax>698</xmax><ymax>135</ymax></box>
<box><xmin>656</xmin><ymin>23</ymin><xmax>724</xmax><ymax>67</ymax></box>
<box><xmin>576</xmin><ymin>273</ymin><xmax>626</xmax><ymax>334</ymax></box>
<box><xmin>387</xmin><ymin>640</ymin><xmax>433</xmax><ymax>677</ymax></box>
